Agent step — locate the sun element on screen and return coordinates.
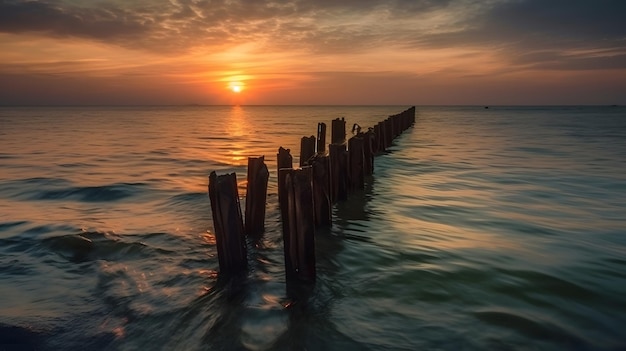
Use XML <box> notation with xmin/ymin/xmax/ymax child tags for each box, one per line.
<box><xmin>229</xmin><ymin>82</ymin><xmax>244</xmax><ymax>93</ymax></box>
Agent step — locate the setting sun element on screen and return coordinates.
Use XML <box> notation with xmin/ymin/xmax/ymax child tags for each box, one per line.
<box><xmin>229</xmin><ymin>82</ymin><xmax>244</xmax><ymax>93</ymax></box>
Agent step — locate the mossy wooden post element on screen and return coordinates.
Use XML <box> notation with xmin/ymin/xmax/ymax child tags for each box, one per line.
<box><xmin>208</xmin><ymin>171</ymin><xmax>247</xmax><ymax>275</ymax></box>
<box><xmin>316</xmin><ymin>122</ymin><xmax>327</xmax><ymax>154</ymax></box>
<box><xmin>281</xmin><ymin>167</ymin><xmax>316</xmax><ymax>282</ymax></box>
<box><xmin>311</xmin><ymin>154</ymin><xmax>332</xmax><ymax>227</ymax></box>
<box><xmin>245</xmin><ymin>156</ymin><xmax>269</xmax><ymax>237</ymax></box>
<box><xmin>348</xmin><ymin>136</ymin><xmax>365</xmax><ymax>191</ymax></box>
<box><xmin>300</xmin><ymin>136</ymin><xmax>316</xmax><ymax>167</ymax></box>
<box><xmin>329</xmin><ymin>143</ymin><xmax>348</xmax><ymax>203</ymax></box>
<box><xmin>331</xmin><ymin>117</ymin><xmax>346</xmax><ymax>144</ymax></box>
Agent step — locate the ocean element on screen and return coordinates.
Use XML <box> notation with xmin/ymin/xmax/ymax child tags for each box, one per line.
<box><xmin>1</xmin><ymin>105</ymin><xmax>625</xmax><ymax>350</ymax></box>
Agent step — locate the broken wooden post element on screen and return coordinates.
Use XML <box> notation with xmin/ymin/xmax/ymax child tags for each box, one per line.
<box><xmin>245</xmin><ymin>156</ymin><xmax>269</xmax><ymax>237</ymax></box>
<box><xmin>300</xmin><ymin>136</ymin><xmax>316</xmax><ymax>167</ymax></box>
<box><xmin>329</xmin><ymin>143</ymin><xmax>348</xmax><ymax>202</ymax></box>
<box><xmin>316</xmin><ymin>122</ymin><xmax>327</xmax><ymax>154</ymax></box>
<box><xmin>281</xmin><ymin>167</ymin><xmax>316</xmax><ymax>282</ymax></box>
<box><xmin>310</xmin><ymin>154</ymin><xmax>332</xmax><ymax>227</ymax></box>
<box><xmin>331</xmin><ymin>117</ymin><xmax>346</xmax><ymax>144</ymax></box>
<box><xmin>348</xmin><ymin>135</ymin><xmax>365</xmax><ymax>191</ymax></box>
<box><xmin>208</xmin><ymin>171</ymin><xmax>247</xmax><ymax>275</ymax></box>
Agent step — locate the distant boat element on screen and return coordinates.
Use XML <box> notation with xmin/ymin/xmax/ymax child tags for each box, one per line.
<box><xmin>484</xmin><ymin>106</ymin><xmax>489</xmax><ymax>109</ymax></box>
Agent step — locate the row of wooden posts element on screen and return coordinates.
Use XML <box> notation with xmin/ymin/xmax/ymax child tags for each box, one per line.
<box><xmin>208</xmin><ymin>106</ymin><xmax>416</xmax><ymax>282</ymax></box>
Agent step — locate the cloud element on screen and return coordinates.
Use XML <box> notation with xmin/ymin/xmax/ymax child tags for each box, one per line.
<box><xmin>1</xmin><ymin>0</ymin><xmax>625</xmax><ymax>105</ymax></box>
<box><xmin>0</xmin><ymin>0</ymin><xmax>149</xmax><ymax>40</ymax></box>
<box><xmin>412</xmin><ymin>0</ymin><xmax>626</xmax><ymax>70</ymax></box>
<box><xmin>0</xmin><ymin>0</ymin><xmax>467</xmax><ymax>53</ymax></box>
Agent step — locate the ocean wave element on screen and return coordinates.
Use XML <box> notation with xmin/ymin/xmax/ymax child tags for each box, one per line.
<box><xmin>41</xmin><ymin>231</ymin><xmax>175</xmax><ymax>263</ymax></box>
<box><xmin>472</xmin><ymin>310</ymin><xmax>585</xmax><ymax>346</ymax></box>
<box><xmin>30</xmin><ymin>183</ymin><xmax>148</xmax><ymax>202</ymax></box>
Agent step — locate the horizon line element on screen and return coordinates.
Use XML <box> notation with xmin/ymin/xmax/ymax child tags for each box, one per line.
<box><xmin>0</xmin><ymin>103</ymin><xmax>622</xmax><ymax>108</ymax></box>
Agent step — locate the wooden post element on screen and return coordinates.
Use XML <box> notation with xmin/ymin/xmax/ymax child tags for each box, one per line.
<box><xmin>363</xmin><ymin>129</ymin><xmax>374</xmax><ymax>176</ymax></box>
<box><xmin>245</xmin><ymin>156</ymin><xmax>269</xmax><ymax>237</ymax></box>
<box><xmin>384</xmin><ymin>118</ymin><xmax>393</xmax><ymax>148</ymax></box>
<box><xmin>208</xmin><ymin>171</ymin><xmax>247</xmax><ymax>275</ymax></box>
<box><xmin>300</xmin><ymin>136</ymin><xmax>316</xmax><ymax>167</ymax></box>
<box><xmin>310</xmin><ymin>154</ymin><xmax>332</xmax><ymax>227</ymax></box>
<box><xmin>316</xmin><ymin>122</ymin><xmax>327</xmax><ymax>154</ymax></box>
<box><xmin>348</xmin><ymin>136</ymin><xmax>365</xmax><ymax>191</ymax></box>
<box><xmin>392</xmin><ymin>114</ymin><xmax>399</xmax><ymax>139</ymax></box>
<box><xmin>331</xmin><ymin>117</ymin><xmax>346</xmax><ymax>144</ymax></box>
<box><xmin>329</xmin><ymin>143</ymin><xmax>348</xmax><ymax>202</ymax></box>
<box><xmin>277</xmin><ymin>147</ymin><xmax>293</xmax><ymax>208</ymax></box>
<box><xmin>281</xmin><ymin>167</ymin><xmax>316</xmax><ymax>282</ymax></box>
<box><xmin>374</xmin><ymin>122</ymin><xmax>384</xmax><ymax>153</ymax></box>
<box><xmin>277</xmin><ymin>147</ymin><xmax>294</xmax><ymax>275</ymax></box>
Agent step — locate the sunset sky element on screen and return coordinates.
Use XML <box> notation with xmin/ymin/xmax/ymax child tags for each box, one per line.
<box><xmin>1</xmin><ymin>0</ymin><xmax>625</xmax><ymax>105</ymax></box>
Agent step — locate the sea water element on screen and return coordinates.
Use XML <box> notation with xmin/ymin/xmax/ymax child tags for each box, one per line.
<box><xmin>1</xmin><ymin>105</ymin><xmax>625</xmax><ymax>350</ymax></box>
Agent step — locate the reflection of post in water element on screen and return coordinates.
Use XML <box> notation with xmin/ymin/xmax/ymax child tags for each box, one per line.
<box><xmin>198</xmin><ymin>278</ymin><xmax>249</xmax><ymax>350</ymax></box>
<box><xmin>333</xmin><ymin>175</ymin><xmax>375</xmax><ymax>233</ymax></box>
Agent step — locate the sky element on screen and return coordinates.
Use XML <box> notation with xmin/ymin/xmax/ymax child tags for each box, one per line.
<box><xmin>0</xmin><ymin>0</ymin><xmax>625</xmax><ymax>105</ymax></box>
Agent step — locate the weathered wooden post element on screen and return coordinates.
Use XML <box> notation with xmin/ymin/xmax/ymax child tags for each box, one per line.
<box><xmin>276</xmin><ymin>147</ymin><xmax>296</xmax><ymax>279</ymax></box>
<box><xmin>277</xmin><ymin>147</ymin><xmax>293</xmax><ymax>206</ymax></box>
<box><xmin>363</xmin><ymin>129</ymin><xmax>374</xmax><ymax>176</ymax></box>
<box><xmin>316</xmin><ymin>122</ymin><xmax>327</xmax><ymax>154</ymax></box>
<box><xmin>374</xmin><ymin>122</ymin><xmax>384</xmax><ymax>153</ymax></box>
<box><xmin>348</xmin><ymin>135</ymin><xmax>365</xmax><ymax>191</ymax></box>
<box><xmin>331</xmin><ymin>117</ymin><xmax>346</xmax><ymax>144</ymax></box>
<box><xmin>208</xmin><ymin>171</ymin><xmax>247</xmax><ymax>275</ymax></box>
<box><xmin>245</xmin><ymin>156</ymin><xmax>269</xmax><ymax>237</ymax></box>
<box><xmin>329</xmin><ymin>143</ymin><xmax>348</xmax><ymax>202</ymax></box>
<box><xmin>384</xmin><ymin>117</ymin><xmax>393</xmax><ymax>148</ymax></box>
<box><xmin>281</xmin><ymin>167</ymin><xmax>316</xmax><ymax>282</ymax></box>
<box><xmin>300</xmin><ymin>136</ymin><xmax>316</xmax><ymax>167</ymax></box>
<box><xmin>392</xmin><ymin>114</ymin><xmax>400</xmax><ymax>139</ymax></box>
<box><xmin>310</xmin><ymin>154</ymin><xmax>332</xmax><ymax>227</ymax></box>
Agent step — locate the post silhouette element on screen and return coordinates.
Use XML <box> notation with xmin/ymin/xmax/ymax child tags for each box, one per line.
<box><xmin>280</xmin><ymin>167</ymin><xmax>316</xmax><ymax>282</ymax></box>
<box><xmin>208</xmin><ymin>171</ymin><xmax>247</xmax><ymax>275</ymax></box>
<box><xmin>300</xmin><ymin>136</ymin><xmax>316</xmax><ymax>167</ymax></box>
<box><xmin>348</xmin><ymin>136</ymin><xmax>365</xmax><ymax>191</ymax></box>
<box><xmin>245</xmin><ymin>156</ymin><xmax>269</xmax><ymax>237</ymax></box>
<box><xmin>317</xmin><ymin>122</ymin><xmax>327</xmax><ymax>154</ymax></box>
<box><xmin>310</xmin><ymin>154</ymin><xmax>332</xmax><ymax>227</ymax></box>
<box><xmin>331</xmin><ymin>117</ymin><xmax>346</xmax><ymax>144</ymax></box>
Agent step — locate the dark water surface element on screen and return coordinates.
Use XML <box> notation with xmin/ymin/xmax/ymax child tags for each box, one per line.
<box><xmin>1</xmin><ymin>105</ymin><xmax>625</xmax><ymax>350</ymax></box>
